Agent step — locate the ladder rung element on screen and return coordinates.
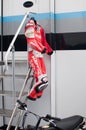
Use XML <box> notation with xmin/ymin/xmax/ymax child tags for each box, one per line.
<box><xmin>0</xmin><ymin>109</ymin><xmax>17</xmax><ymax>117</ymax></box>
<box><xmin>0</xmin><ymin>90</ymin><xmax>27</xmax><ymax>97</ymax></box>
<box><xmin>8</xmin><ymin>60</ymin><xmax>27</xmax><ymax>64</ymax></box>
<box><xmin>0</xmin><ymin>74</ymin><xmax>26</xmax><ymax>79</ymax></box>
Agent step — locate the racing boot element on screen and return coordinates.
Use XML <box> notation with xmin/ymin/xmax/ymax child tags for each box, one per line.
<box><xmin>27</xmin><ymin>76</ymin><xmax>48</xmax><ymax>100</ymax></box>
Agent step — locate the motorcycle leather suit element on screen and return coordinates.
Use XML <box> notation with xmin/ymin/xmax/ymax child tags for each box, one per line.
<box><xmin>25</xmin><ymin>18</ymin><xmax>53</xmax><ymax>100</ymax></box>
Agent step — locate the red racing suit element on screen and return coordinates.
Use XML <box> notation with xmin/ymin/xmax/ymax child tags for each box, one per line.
<box><xmin>25</xmin><ymin>20</ymin><xmax>53</xmax><ymax>100</ymax></box>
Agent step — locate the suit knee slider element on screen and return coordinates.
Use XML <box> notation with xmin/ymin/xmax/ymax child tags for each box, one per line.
<box><xmin>35</xmin><ymin>76</ymin><xmax>48</xmax><ymax>92</ymax></box>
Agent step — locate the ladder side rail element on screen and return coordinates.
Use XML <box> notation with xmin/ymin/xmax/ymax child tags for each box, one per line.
<box><xmin>14</xmin><ymin>75</ymin><xmax>34</xmax><ymax>130</ymax></box>
<box><xmin>6</xmin><ymin>67</ymin><xmax>32</xmax><ymax>130</ymax></box>
<box><xmin>11</xmin><ymin>46</ymin><xmax>16</xmax><ymax>105</ymax></box>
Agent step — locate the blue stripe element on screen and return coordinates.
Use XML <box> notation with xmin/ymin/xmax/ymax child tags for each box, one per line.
<box><xmin>0</xmin><ymin>11</ymin><xmax>86</xmax><ymax>22</ymax></box>
<box><xmin>55</xmin><ymin>11</ymin><xmax>86</xmax><ymax>19</ymax></box>
<box><xmin>3</xmin><ymin>15</ymin><xmax>24</xmax><ymax>22</ymax></box>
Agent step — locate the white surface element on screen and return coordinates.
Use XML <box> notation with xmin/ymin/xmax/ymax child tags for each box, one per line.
<box><xmin>2</xmin><ymin>0</ymin><xmax>86</xmax><ymax>16</ymax></box>
<box><xmin>3</xmin><ymin>0</ymin><xmax>50</xmax><ymax>16</ymax></box>
<box><xmin>52</xmin><ymin>50</ymin><xmax>86</xmax><ymax>118</ymax></box>
<box><xmin>55</xmin><ymin>0</ymin><xmax>86</xmax><ymax>13</ymax></box>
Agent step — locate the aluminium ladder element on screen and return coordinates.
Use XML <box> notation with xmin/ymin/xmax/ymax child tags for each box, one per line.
<box><xmin>0</xmin><ymin>11</ymin><xmax>36</xmax><ymax>130</ymax></box>
<box><xmin>6</xmin><ymin>65</ymin><xmax>34</xmax><ymax>130</ymax></box>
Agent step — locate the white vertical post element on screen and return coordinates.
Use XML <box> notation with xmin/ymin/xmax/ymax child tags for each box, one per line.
<box><xmin>51</xmin><ymin>52</ymin><xmax>56</xmax><ymax>116</ymax></box>
<box><xmin>50</xmin><ymin>0</ymin><xmax>55</xmax><ymax>33</ymax></box>
<box><xmin>11</xmin><ymin>46</ymin><xmax>16</xmax><ymax>105</ymax></box>
<box><xmin>50</xmin><ymin>0</ymin><xmax>56</xmax><ymax>116</ymax></box>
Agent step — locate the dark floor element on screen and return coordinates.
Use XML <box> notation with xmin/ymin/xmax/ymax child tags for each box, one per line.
<box><xmin>0</xmin><ymin>124</ymin><xmax>21</xmax><ymax>130</ymax></box>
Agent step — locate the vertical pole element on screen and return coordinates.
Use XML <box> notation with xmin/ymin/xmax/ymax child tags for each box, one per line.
<box><xmin>1</xmin><ymin>0</ymin><xmax>3</xmax><ymax>60</ymax></box>
<box><xmin>50</xmin><ymin>0</ymin><xmax>56</xmax><ymax>117</ymax></box>
<box><xmin>1</xmin><ymin>0</ymin><xmax>5</xmax><ymax>125</ymax></box>
<box><xmin>11</xmin><ymin>46</ymin><xmax>16</xmax><ymax>105</ymax></box>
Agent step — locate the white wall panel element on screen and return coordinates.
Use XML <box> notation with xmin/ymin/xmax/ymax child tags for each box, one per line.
<box><xmin>52</xmin><ymin>50</ymin><xmax>86</xmax><ymax>118</ymax></box>
<box><xmin>55</xmin><ymin>0</ymin><xmax>86</xmax><ymax>13</ymax></box>
<box><xmin>3</xmin><ymin>0</ymin><xmax>50</xmax><ymax>16</ymax></box>
<box><xmin>3</xmin><ymin>0</ymin><xmax>86</xmax><ymax>16</ymax></box>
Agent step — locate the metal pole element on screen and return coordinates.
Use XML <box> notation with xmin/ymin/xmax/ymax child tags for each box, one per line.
<box><xmin>50</xmin><ymin>0</ymin><xmax>56</xmax><ymax>117</ymax></box>
<box><xmin>11</xmin><ymin>46</ymin><xmax>16</xmax><ymax>105</ymax></box>
<box><xmin>1</xmin><ymin>0</ymin><xmax>3</xmax><ymax>60</ymax></box>
<box><xmin>1</xmin><ymin>0</ymin><xmax>5</xmax><ymax>125</ymax></box>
